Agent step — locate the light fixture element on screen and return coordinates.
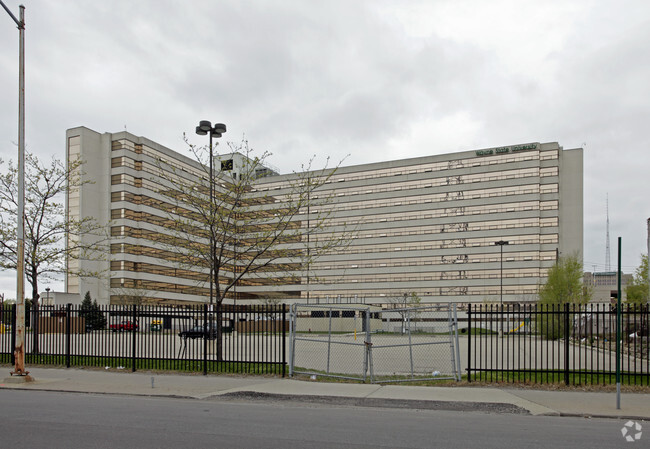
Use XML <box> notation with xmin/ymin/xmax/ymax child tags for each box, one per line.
<box><xmin>195</xmin><ymin>120</ymin><xmax>227</xmax><ymax>308</ymax></box>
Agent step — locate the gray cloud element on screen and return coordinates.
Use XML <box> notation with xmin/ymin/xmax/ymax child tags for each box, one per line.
<box><xmin>0</xmin><ymin>0</ymin><xmax>648</xmax><ymax>297</ymax></box>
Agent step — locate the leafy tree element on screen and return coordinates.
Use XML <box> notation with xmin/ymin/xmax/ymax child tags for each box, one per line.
<box><xmin>625</xmin><ymin>254</ymin><xmax>648</xmax><ymax>306</ymax></box>
<box><xmin>538</xmin><ymin>254</ymin><xmax>591</xmax><ymax>306</ymax></box>
<box><xmin>536</xmin><ymin>254</ymin><xmax>591</xmax><ymax>339</ymax></box>
<box><xmin>80</xmin><ymin>291</ymin><xmax>106</xmax><ymax>330</ymax></box>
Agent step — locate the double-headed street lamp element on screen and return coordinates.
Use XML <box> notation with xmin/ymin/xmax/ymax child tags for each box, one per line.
<box><xmin>495</xmin><ymin>240</ymin><xmax>509</xmax><ymax>336</ymax></box>
<box><xmin>195</xmin><ymin>121</ymin><xmax>226</xmax><ymax>307</ymax></box>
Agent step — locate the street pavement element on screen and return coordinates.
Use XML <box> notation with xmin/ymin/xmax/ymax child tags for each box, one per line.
<box><xmin>1</xmin><ymin>365</ymin><xmax>648</xmax><ymax>421</ymax></box>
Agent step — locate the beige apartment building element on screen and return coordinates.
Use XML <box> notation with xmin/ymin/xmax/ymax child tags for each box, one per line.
<box><xmin>66</xmin><ymin>126</ymin><xmax>583</xmax><ymax>305</ymax></box>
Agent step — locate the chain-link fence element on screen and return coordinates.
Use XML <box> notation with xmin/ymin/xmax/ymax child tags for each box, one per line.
<box><xmin>289</xmin><ymin>303</ymin><xmax>461</xmax><ymax>383</ymax></box>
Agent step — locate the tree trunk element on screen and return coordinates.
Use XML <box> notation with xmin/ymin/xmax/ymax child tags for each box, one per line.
<box><xmin>216</xmin><ymin>300</ymin><xmax>223</xmax><ymax>361</ymax></box>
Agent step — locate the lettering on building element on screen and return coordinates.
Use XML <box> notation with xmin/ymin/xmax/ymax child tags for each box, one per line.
<box><xmin>475</xmin><ymin>143</ymin><xmax>537</xmax><ymax>157</ymax></box>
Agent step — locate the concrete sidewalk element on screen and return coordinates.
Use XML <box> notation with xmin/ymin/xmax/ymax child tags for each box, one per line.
<box><xmin>1</xmin><ymin>366</ymin><xmax>648</xmax><ymax>420</ymax></box>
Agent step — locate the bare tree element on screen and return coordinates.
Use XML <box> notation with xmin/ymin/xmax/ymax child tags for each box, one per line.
<box><xmin>0</xmin><ymin>153</ymin><xmax>107</xmax><ymax>352</ymax></box>
<box><xmin>387</xmin><ymin>292</ymin><xmax>422</xmax><ymax>334</ymax></box>
<box><xmin>110</xmin><ymin>286</ymin><xmax>155</xmax><ymax>306</ymax></box>
<box><xmin>155</xmin><ymin>139</ymin><xmax>351</xmax><ymax>304</ymax></box>
<box><xmin>0</xmin><ymin>154</ymin><xmax>106</xmax><ymax>293</ymax></box>
<box><xmin>154</xmin><ymin>138</ymin><xmax>353</xmax><ymax>356</ymax></box>
<box><xmin>259</xmin><ymin>297</ymin><xmax>284</xmax><ymax>320</ymax></box>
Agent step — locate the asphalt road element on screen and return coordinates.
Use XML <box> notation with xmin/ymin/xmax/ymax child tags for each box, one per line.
<box><xmin>0</xmin><ymin>390</ymin><xmax>638</xmax><ymax>448</ymax></box>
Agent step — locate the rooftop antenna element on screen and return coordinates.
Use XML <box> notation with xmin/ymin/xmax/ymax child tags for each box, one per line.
<box><xmin>605</xmin><ymin>194</ymin><xmax>611</xmax><ymax>272</ymax></box>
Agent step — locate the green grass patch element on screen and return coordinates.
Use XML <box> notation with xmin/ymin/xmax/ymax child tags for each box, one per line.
<box><xmin>0</xmin><ymin>353</ymin><xmax>284</xmax><ymax>376</ymax></box>
<box><xmin>469</xmin><ymin>370</ymin><xmax>650</xmax><ymax>386</ymax></box>
<box><xmin>461</xmin><ymin>327</ymin><xmax>499</xmax><ymax>335</ymax></box>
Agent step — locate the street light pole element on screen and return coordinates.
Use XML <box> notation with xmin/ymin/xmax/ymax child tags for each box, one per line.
<box><xmin>195</xmin><ymin>121</ymin><xmax>226</xmax><ymax>307</ymax></box>
<box><xmin>495</xmin><ymin>240</ymin><xmax>509</xmax><ymax>336</ymax></box>
<box><xmin>1</xmin><ymin>1</ymin><xmax>28</xmax><ymax>379</ymax></box>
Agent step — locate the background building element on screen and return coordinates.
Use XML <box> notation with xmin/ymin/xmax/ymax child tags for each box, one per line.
<box><xmin>251</xmin><ymin>141</ymin><xmax>583</xmax><ymax>305</ymax></box>
<box><xmin>67</xmin><ymin>127</ymin><xmax>214</xmax><ymax>304</ymax></box>
<box><xmin>583</xmin><ymin>271</ymin><xmax>632</xmax><ymax>303</ymax></box>
<box><xmin>66</xmin><ymin>127</ymin><xmax>583</xmax><ymax>305</ymax></box>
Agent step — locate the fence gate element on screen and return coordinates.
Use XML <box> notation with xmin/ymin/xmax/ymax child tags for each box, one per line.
<box><xmin>289</xmin><ymin>303</ymin><xmax>461</xmax><ymax>383</ymax></box>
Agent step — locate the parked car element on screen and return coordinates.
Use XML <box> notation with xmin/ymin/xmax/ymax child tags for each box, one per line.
<box><xmin>178</xmin><ymin>324</ymin><xmax>218</xmax><ymax>340</ymax></box>
<box><xmin>109</xmin><ymin>320</ymin><xmax>138</xmax><ymax>332</ymax></box>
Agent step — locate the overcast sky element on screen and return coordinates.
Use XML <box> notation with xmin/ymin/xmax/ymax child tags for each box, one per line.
<box><xmin>1</xmin><ymin>0</ymin><xmax>648</xmax><ymax>298</ymax></box>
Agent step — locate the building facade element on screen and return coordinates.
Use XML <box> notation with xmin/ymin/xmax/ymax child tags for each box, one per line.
<box><xmin>66</xmin><ymin>127</ymin><xmax>583</xmax><ymax>305</ymax></box>
<box><xmin>583</xmin><ymin>271</ymin><xmax>632</xmax><ymax>303</ymax></box>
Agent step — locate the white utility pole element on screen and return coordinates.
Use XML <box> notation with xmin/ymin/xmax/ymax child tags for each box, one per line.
<box><xmin>1</xmin><ymin>1</ymin><xmax>29</xmax><ymax>380</ymax></box>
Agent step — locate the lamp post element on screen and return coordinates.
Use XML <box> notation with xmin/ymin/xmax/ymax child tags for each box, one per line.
<box><xmin>495</xmin><ymin>240</ymin><xmax>509</xmax><ymax>336</ymax></box>
<box><xmin>233</xmin><ymin>218</ymin><xmax>238</xmax><ymax>309</ymax></box>
<box><xmin>45</xmin><ymin>287</ymin><xmax>50</xmax><ymax>306</ymax></box>
<box><xmin>2</xmin><ymin>1</ymin><xmax>27</xmax><ymax>379</ymax></box>
<box><xmin>195</xmin><ymin>121</ymin><xmax>226</xmax><ymax>307</ymax></box>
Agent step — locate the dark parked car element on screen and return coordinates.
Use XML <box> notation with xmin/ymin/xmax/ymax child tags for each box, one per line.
<box><xmin>178</xmin><ymin>324</ymin><xmax>218</xmax><ymax>340</ymax></box>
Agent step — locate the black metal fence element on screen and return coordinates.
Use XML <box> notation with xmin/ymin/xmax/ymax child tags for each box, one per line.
<box><xmin>0</xmin><ymin>303</ymin><xmax>287</xmax><ymax>376</ymax></box>
<box><xmin>3</xmin><ymin>301</ymin><xmax>648</xmax><ymax>386</ymax></box>
<box><xmin>467</xmin><ymin>303</ymin><xmax>650</xmax><ymax>385</ymax></box>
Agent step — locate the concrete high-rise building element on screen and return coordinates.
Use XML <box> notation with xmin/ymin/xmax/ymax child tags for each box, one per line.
<box><xmin>66</xmin><ymin>127</ymin><xmax>583</xmax><ymax>305</ymax></box>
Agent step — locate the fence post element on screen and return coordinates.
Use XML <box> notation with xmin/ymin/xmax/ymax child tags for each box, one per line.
<box><xmin>66</xmin><ymin>304</ymin><xmax>71</xmax><ymax>368</ymax></box>
<box><xmin>564</xmin><ymin>303</ymin><xmax>570</xmax><ymax>386</ymax></box>
<box><xmin>11</xmin><ymin>304</ymin><xmax>16</xmax><ymax>365</ymax></box>
<box><xmin>467</xmin><ymin>304</ymin><xmax>472</xmax><ymax>383</ymax></box>
<box><xmin>288</xmin><ymin>304</ymin><xmax>294</xmax><ymax>377</ymax></box>
<box><xmin>327</xmin><ymin>306</ymin><xmax>333</xmax><ymax>375</ymax></box>
<box><xmin>132</xmin><ymin>304</ymin><xmax>137</xmax><ymax>373</ymax></box>
<box><xmin>366</xmin><ymin>308</ymin><xmax>373</xmax><ymax>383</ymax></box>
<box><xmin>282</xmin><ymin>304</ymin><xmax>286</xmax><ymax>378</ymax></box>
<box><xmin>203</xmin><ymin>304</ymin><xmax>208</xmax><ymax>376</ymax></box>
<box><xmin>454</xmin><ymin>304</ymin><xmax>461</xmax><ymax>381</ymax></box>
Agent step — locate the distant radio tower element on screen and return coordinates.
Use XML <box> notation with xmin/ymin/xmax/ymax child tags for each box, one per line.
<box><xmin>605</xmin><ymin>194</ymin><xmax>611</xmax><ymax>272</ymax></box>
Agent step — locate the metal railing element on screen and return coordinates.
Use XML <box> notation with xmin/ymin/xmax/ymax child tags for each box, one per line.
<box><xmin>467</xmin><ymin>303</ymin><xmax>650</xmax><ymax>385</ymax></box>
<box><xmin>0</xmin><ymin>304</ymin><xmax>287</xmax><ymax>376</ymax></box>
<box><xmin>5</xmin><ymin>301</ymin><xmax>646</xmax><ymax>387</ymax></box>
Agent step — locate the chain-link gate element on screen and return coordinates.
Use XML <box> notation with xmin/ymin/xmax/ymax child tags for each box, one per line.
<box><xmin>289</xmin><ymin>303</ymin><xmax>461</xmax><ymax>383</ymax></box>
